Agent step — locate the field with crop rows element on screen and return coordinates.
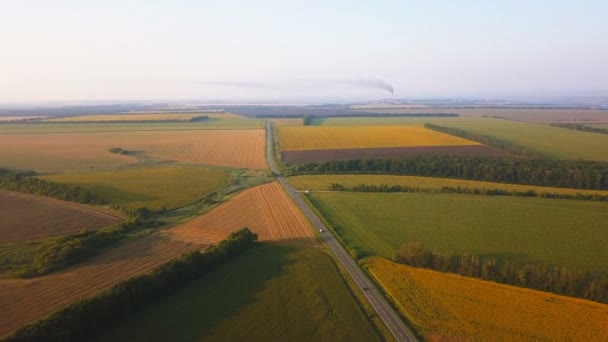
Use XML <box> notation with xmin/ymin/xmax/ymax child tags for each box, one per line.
<box><xmin>96</xmin><ymin>242</ymin><xmax>381</xmax><ymax>342</ymax></box>
<box><xmin>277</xmin><ymin>125</ymin><xmax>479</xmax><ymax>151</ymax></box>
<box><xmin>0</xmin><ymin>129</ymin><xmax>266</xmax><ymax>172</ymax></box>
<box><xmin>0</xmin><ymin>234</ymin><xmax>200</xmax><ymax>337</ymax></box>
<box><xmin>43</xmin><ymin>166</ymin><xmax>230</xmax><ymax>210</ymax></box>
<box><xmin>307</xmin><ymin>192</ymin><xmax>608</xmax><ymax>271</ymax></box>
<box><xmin>166</xmin><ymin>182</ymin><xmax>314</xmax><ymax>245</ymax></box>
<box><xmin>0</xmin><ymin>190</ymin><xmax>122</xmax><ymax>243</ymax></box>
<box><xmin>432</xmin><ymin>118</ymin><xmax>608</xmax><ymax>160</ymax></box>
<box><xmin>289</xmin><ymin>174</ymin><xmax>608</xmax><ymax>196</ymax></box>
<box><xmin>364</xmin><ymin>257</ymin><xmax>608</xmax><ymax>341</ymax></box>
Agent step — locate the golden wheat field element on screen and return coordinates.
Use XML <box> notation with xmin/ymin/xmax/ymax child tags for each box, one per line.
<box><xmin>0</xmin><ymin>129</ymin><xmax>266</xmax><ymax>172</ymax></box>
<box><xmin>45</xmin><ymin>112</ymin><xmax>239</xmax><ymax>122</ymax></box>
<box><xmin>165</xmin><ymin>181</ymin><xmax>314</xmax><ymax>245</ymax></box>
<box><xmin>364</xmin><ymin>257</ymin><xmax>608</xmax><ymax>341</ymax></box>
<box><xmin>277</xmin><ymin>125</ymin><xmax>480</xmax><ymax>151</ymax></box>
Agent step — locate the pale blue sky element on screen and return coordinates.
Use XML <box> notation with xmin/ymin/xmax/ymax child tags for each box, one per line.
<box><xmin>1</xmin><ymin>1</ymin><xmax>607</xmax><ymax>102</ymax></box>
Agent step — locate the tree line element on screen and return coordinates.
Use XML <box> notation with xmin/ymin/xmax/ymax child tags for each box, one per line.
<box><xmin>394</xmin><ymin>242</ymin><xmax>608</xmax><ymax>304</ymax></box>
<box><xmin>6</xmin><ymin>228</ymin><xmax>258</xmax><ymax>341</ymax></box>
<box><xmin>0</xmin><ymin>172</ymin><xmax>103</xmax><ymax>204</ymax></box>
<box><xmin>328</xmin><ymin>183</ymin><xmax>608</xmax><ymax>202</ymax></box>
<box><xmin>424</xmin><ymin>123</ymin><xmax>542</xmax><ymax>157</ymax></box>
<box><xmin>285</xmin><ymin>155</ymin><xmax>608</xmax><ymax>190</ymax></box>
<box><xmin>550</xmin><ymin>122</ymin><xmax>608</xmax><ymax>135</ymax></box>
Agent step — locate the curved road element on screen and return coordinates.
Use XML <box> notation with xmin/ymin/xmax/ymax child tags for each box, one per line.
<box><xmin>265</xmin><ymin>123</ymin><xmax>418</xmax><ymax>342</ymax></box>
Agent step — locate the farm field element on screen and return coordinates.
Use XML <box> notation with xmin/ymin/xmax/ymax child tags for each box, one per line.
<box><xmin>589</xmin><ymin>123</ymin><xmax>608</xmax><ymax>129</ymax></box>
<box><xmin>0</xmin><ymin>181</ymin><xmax>315</xmax><ymax>337</ymax></box>
<box><xmin>45</xmin><ymin>112</ymin><xmax>222</xmax><ymax>122</ymax></box>
<box><xmin>95</xmin><ymin>242</ymin><xmax>381</xmax><ymax>342</ymax></box>
<box><xmin>0</xmin><ymin>116</ymin><xmax>47</xmax><ymax>122</ymax></box>
<box><xmin>0</xmin><ymin>129</ymin><xmax>266</xmax><ymax>172</ymax></box>
<box><xmin>277</xmin><ymin>125</ymin><xmax>479</xmax><ymax>151</ymax></box>
<box><xmin>42</xmin><ymin>166</ymin><xmax>230</xmax><ymax>211</ymax></box>
<box><xmin>165</xmin><ymin>181</ymin><xmax>314</xmax><ymax>244</ymax></box>
<box><xmin>350</xmin><ymin>107</ymin><xmax>608</xmax><ymax>123</ymax></box>
<box><xmin>431</xmin><ymin>118</ymin><xmax>608</xmax><ymax>160</ymax></box>
<box><xmin>306</xmin><ymin>192</ymin><xmax>608</xmax><ymax>271</ymax></box>
<box><xmin>364</xmin><ymin>257</ymin><xmax>608</xmax><ymax>341</ymax></box>
<box><xmin>0</xmin><ymin>190</ymin><xmax>122</xmax><ymax>243</ymax></box>
<box><xmin>0</xmin><ymin>234</ymin><xmax>200</xmax><ymax>337</ymax></box>
<box><xmin>289</xmin><ymin>174</ymin><xmax>608</xmax><ymax>196</ymax></box>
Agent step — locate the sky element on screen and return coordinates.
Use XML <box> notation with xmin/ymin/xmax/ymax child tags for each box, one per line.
<box><xmin>1</xmin><ymin>0</ymin><xmax>607</xmax><ymax>103</ymax></box>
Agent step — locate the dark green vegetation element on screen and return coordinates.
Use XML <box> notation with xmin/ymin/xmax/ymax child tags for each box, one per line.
<box><xmin>286</xmin><ymin>155</ymin><xmax>608</xmax><ymax>190</ymax></box>
<box><xmin>394</xmin><ymin>242</ymin><xmax>608</xmax><ymax>304</ymax></box>
<box><xmin>550</xmin><ymin>122</ymin><xmax>608</xmax><ymax>135</ymax></box>
<box><xmin>107</xmin><ymin>147</ymin><xmax>130</xmax><ymax>155</ymax></box>
<box><xmin>5</xmin><ymin>229</ymin><xmax>258</xmax><ymax>342</ymax></box>
<box><xmin>0</xmin><ymin>171</ymin><xmax>102</xmax><ymax>204</ymax></box>
<box><xmin>306</xmin><ymin>192</ymin><xmax>608</xmax><ymax>272</ymax></box>
<box><xmin>327</xmin><ymin>183</ymin><xmax>608</xmax><ymax>202</ymax></box>
<box><xmin>424</xmin><ymin>123</ymin><xmax>539</xmax><ymax>156</ymax></box>
<box><xmin>96</xmin><ymin>241</ymin><xmax>382</xmax><ymax>342</ymax></box>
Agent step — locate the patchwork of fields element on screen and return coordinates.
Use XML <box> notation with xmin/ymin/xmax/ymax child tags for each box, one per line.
<box><xmin>278</xmin><ymin>125</ymin><xmax>479</xmax><ymax>150</ymax></box>
<box><xmin>364</xmin><ymin>257</ymin><xmax>608</xmax><ymax>341</ymax></box>
<box><xmin>0</xmin><ymin>129</ymin><xmax>266</xmax><ymax>172</ymax></box>
<box><xmin>0</xmin><ymin>190</ymin><xmax>122</xmax><ymax>243</ymax></box>
<box><xmin>42</xmin><ymin>166</ymin><xmax>230</xmax><ymax>210</ymax></box>
<box><xmin>306</xmin><ymin>191</ymin><xmax>608</xmax><ymax>271</ymax></box>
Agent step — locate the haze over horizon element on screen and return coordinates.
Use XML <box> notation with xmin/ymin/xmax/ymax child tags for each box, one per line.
<box><xmin>1</xmin><ymin>1</ymin><xmax>607</xmax><ymax>103</ymax></box>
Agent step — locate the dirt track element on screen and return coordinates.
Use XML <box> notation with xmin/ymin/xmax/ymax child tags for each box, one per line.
<box><xmin>281</xmin><ymin>145</ymin><xmax>508</xmax><ymax>163</ymax></box>
<box><xmin>0</xmin><ymin>190</ymin><xmax>123</xmax><ymax>244</ymax></box>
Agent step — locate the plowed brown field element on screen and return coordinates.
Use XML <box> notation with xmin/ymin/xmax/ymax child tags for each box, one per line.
<box><xmin>0</xmin><ymin>190</ymin><xmax>123</xmax><ymax>243</ymax></box>
<box><xmin>0</xmin><ymin>182</ymin><xmax>313</xmax><ymax>337</ymax></box>
<box><xmin>165</xmin><ymin>181</ymin><xmax>314</xmax><ymax>244</ymax></box>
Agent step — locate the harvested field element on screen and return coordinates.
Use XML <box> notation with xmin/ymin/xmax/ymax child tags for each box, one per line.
<box><xmin>364</xmin><ymin>257</ymin><xmax>608</xmax><ymax>341</ymax></box>
<box><xmin>277</xmin><ymin>125</ymin><xmax>479</xmax><ymax>151</ymax></box>
<box><xmin>268</xmin><ymin>118</ymin><xmax>303</xmax><ymax>126</ymax></box>
<box><xmin>282</xmin><ymin>145</ymin><xmax>505</xmax><ymax>163</ymax></box>
<box><xmin>45</xmin><ymin>112</ymin><xmax>237</xmax><ymax>122</ymax></box>
<box><xmin>166</xmin><ymin>181</ymin><xmax>314</xmax><ymax>245</ymax></box>
<box><xmin>0</xmin><ymin>129</ymin><xmax>266</xmax><ymax>172</ymax></box>
<box><xmin>0</xmin><ymin>234</ymin><xmax>200</xmax><ymax>337</ymax></box>
<box><xmin>0</xmin><ymin>190</ymin><xmax>122</xmax><ymax>244</ymax></box>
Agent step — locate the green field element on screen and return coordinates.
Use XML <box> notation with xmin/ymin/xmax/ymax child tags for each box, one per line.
<box><xmin>0</xmin><ymin>119</ymin><xmax>263</xmax><ymax>134</ymax></box>
<box><xmin>589</xmin><ymin>123</ymin><xmax>608</xmax><ymax>129</ymax></box>
<box><xmin>95</xmin><ymin>242</ymin><xmax>381</xmax><ymax>342</ymax></box>
<box><xmin>289</xmin><ymin>175</ymin><xmax>608</xmax><ymax>196</ymax></box>
<box><xmin>307</xmin><ymin>192</ymin><xmax>608</xmax><ymax>272</ymax></box>
<box><xmin>42</xmin><ymin>165</ymin><xmax>231</xmax><ymax>210</ymax></box>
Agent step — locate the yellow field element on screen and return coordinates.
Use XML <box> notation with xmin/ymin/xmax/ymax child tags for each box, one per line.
<box><xmin>45</xmin><ymin>112</ymin><xmax>240</xmax><ymax>122</ymax></box>
<box><xmin>364</xmin><ymin>257</ymin><xmax>608</xmax><ymax>341</ymax></box>
<box><xmin>42</xmin><ymin>166</ymin><xmax>230</xmax><ymax>210</ymax></box>
<box><xmin>288</xmin><ymin>175</ymin><xmax>608</xmax><ymax>196</ymax></box>
<box><xmin>0</xmin><ymin>129</ymin><xmax>266</xmax><ymax>172</ymax></box>
<box><xmin>277</xmin><ymin>126</ymin><xmax>479</xmax><ymax>151</ymax></box>
<box><xmin>268</xmin><ymin>118</ymin><xmax>303</xmax><ymax>126</ymax></box>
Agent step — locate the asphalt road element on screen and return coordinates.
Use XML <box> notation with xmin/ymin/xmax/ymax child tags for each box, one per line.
<box><xmin>265</xmin><ymin>123</ymin><xmax>419</xmax><ymax>342</ymax></box>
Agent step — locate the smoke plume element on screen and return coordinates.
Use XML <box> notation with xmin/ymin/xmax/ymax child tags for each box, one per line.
<box><xmin>199</xmin><ymin>78</ymin><xmax>395</xmax><ymax>95</ymax></box>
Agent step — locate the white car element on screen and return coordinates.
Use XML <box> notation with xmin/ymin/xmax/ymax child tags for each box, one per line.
<box><xmin>319</xmin><ymin>228</ymin><xmax>324</xmax><ymax>233</ymax></box>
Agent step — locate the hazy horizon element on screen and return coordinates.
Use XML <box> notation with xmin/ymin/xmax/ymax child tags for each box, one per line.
<box><xmin>2</xmin><ymin>1</ymin><xmax>607</xmax><ymax>103</ymax></box>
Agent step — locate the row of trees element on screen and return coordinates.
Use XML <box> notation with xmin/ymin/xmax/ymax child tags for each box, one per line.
<box><xmin>423</xmin><ymin>123</ymin><xmax>541</xmax><ymax>157</ymax></box>
<box><xmin>285</xmin><ymin>155</ymin><xmax>608</xmax><ymax>190</ymax></box>
<box><xmin>328</xmin><ymin>183</ymin><xmax>608</xmax><ymax>202</ymax></box>
<box><xmin>394</xmin><ymin>242</ymin><xmax>608</xmax><ymax>304</ymax></box>
<box><xmin>550</xmin><ymin>122</ymin><xmax>608</xmax><ymax>135</ymax></box>
<box><xmin>0</xmin><ymin>172</ymin><xmax>102</xmax><ymax>204</ymax></box>
<box><xmin>7</xmin><ymin>228</ymin><xmax>258</xmax><ymax>341</ymax></box>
